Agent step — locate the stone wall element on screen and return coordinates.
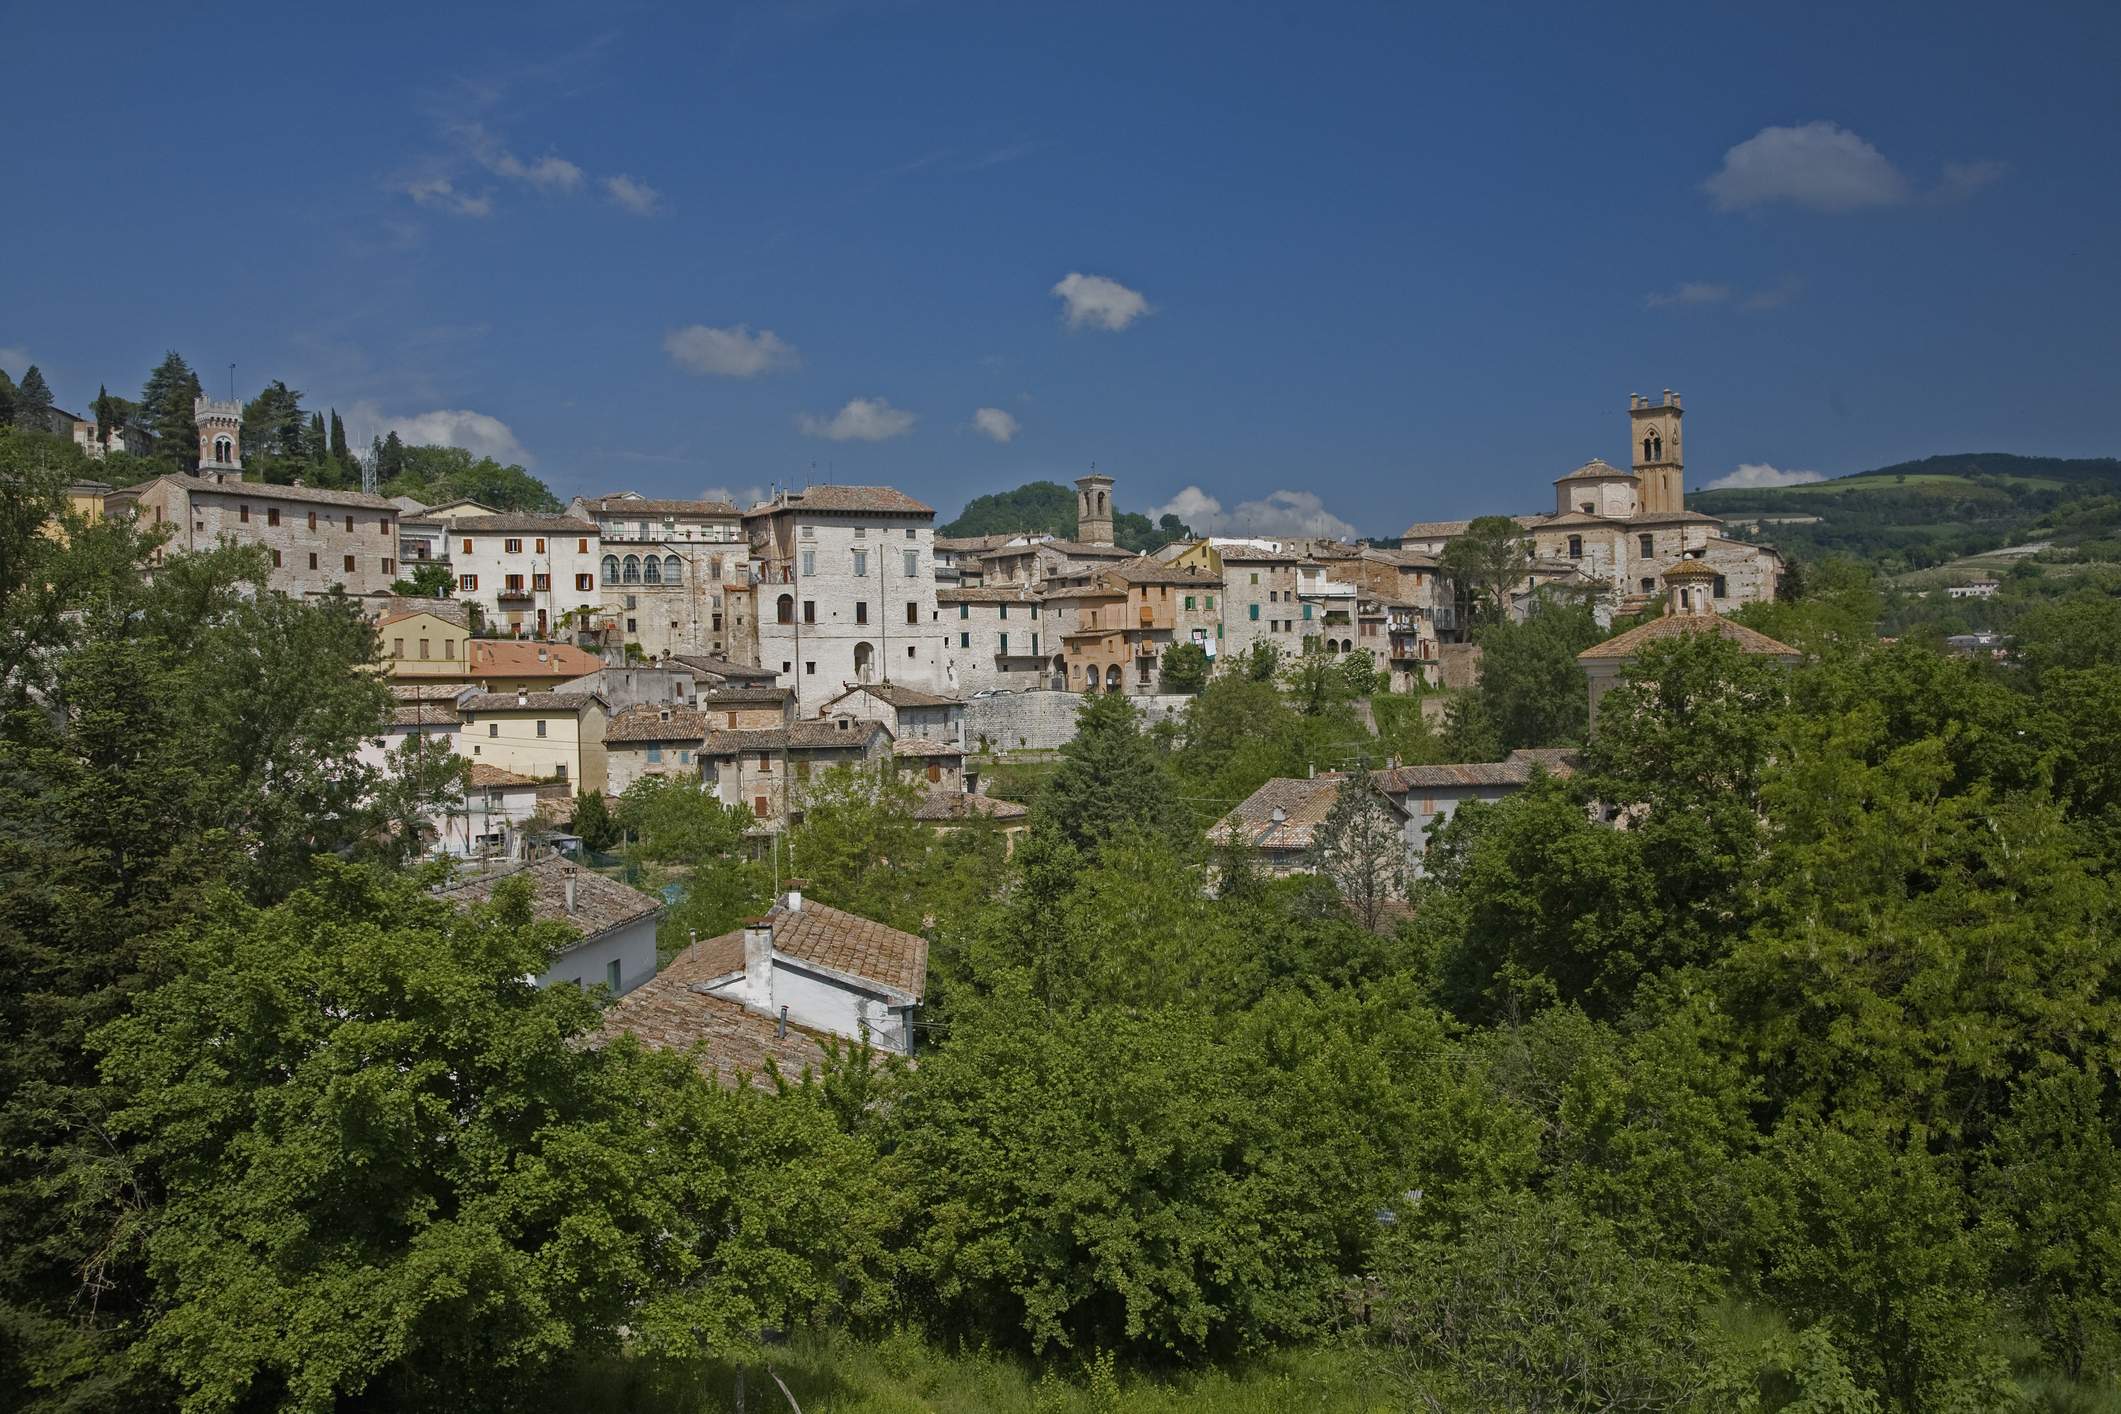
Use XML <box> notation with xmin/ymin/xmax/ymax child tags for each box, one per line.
<box><xmin>965</xmin><ymin>689</ymin><xmax>1193</xmax><ymax>754</ymax></box>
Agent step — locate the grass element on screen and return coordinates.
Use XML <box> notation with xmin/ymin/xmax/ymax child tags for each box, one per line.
<box><xmin>562</xmin><ymin>1332</ymin><xmax>1397</xmax><ymax>1413</ymax></box>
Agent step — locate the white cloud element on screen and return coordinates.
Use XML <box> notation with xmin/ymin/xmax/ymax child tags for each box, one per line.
<box><xmin>347</xmin><ymin>401</ymin><xmax>534</xmax><ymax>466</ymax></box>
<box><xmin>1151</xmin><ymin>486</ymin><xmax>1358</xmax><ymax>539</ymax></box>
<box><xmin>663</xmin><ymin>324</ymin><xmax>800</xmax><ymax>378</ymax></box>
<box><xmin>605</xmin><ymin>174</ymin><xmax>660</xmax><ymax>214</ymax></box>
<box><xmin>1938</xmin><ymin>159</ymin><xmax>2006</xmax><ymax>203</ymax></box>
<box><xmin>0</xmin><ymin>345</ymin><xmax>29</xmax><ymax>376</ymax></box>
<box><xmin>1704</xmin><ymin>121</ymin><xmax>1912</xmax><ymax>212</ymax></box>
<box><xmin>1740</xmin><ymin>276</ymin><xmax>1803</xmax><ymax>312</ymax></box>
<box><xmin>1051</xmin><ymin>272</ymin><xmax>1152</xmax><ymax>331</ymax></box>
<box><xmin>404</xmin><ymin>177</ymin><xmax>493</xmax><ymax>217</ymax></box>
<box><xmin>460</xmin><ymin>123</ymin><xmax>583</xmax><ymax>193</ymax></box>
<box><xmin>1646</xmin><ymin>281</ymin><xmax>1732</xmax><ymax>308</ymax></box>
<box><xmin>1702</xmin><ymin>462</ymin><xmax>1824</xmax><ymax>490</ymax></box>
<box><xmin>971</xmin><ymin>407</ymin><xmax>1019</xmax><ymax>443</ymax></box>
<box><xmin>702</xmin><ymin>484</ymin><xmax>767</xmax><ymax>509</ymax></box>
<box><xmin>797</xmin><ymin>396</ymin><xmax>916</xmax><ymax>442</ymax></box>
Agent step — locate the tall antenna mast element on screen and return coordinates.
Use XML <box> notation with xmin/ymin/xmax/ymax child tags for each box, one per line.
<box><xmin>227</xmin><ymin>363</ymin><xmax>236</xmax><ymax>401</ymax></box>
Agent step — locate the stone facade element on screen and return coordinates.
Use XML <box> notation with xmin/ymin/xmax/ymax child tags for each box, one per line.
<box><xmin>745</xmin><ymin>485</ymin><xmax>947</xmax><ymax>716</ymax></box>
<box><xmin>573</xmin><ymin>494</ymin><xmax>750</xmax><ymax>660</ymax></box>
<box><xmin>605</xmin><ymin>704</ymin><xmax>710</xmax><ymax>795</ymax></box>
<box><xmin>110</xmin><ymin>474</ymin><xmax>402</xmax><ymax>599</ymax></box>
<box><xmin>700</xmin><ymin>719</ymin><xmax>895</xmax><ymax>830</ymax></box>
<box><xmin>450</xmin><ymin>514</ymin><xmax>603</xmax><ymax>636</ymax></box>
<box><xmin>822</xmin><ymin>682</ymin><xmax>966</xmax><ymax>744</ymax></box>
<box><xmin>938</xmin><ymin>585</ymin><xmax>1055</xmax><ymax>694</ymax></box>
<box><xmin>1218</xmin><ymin>549</ymin><xmax>1311</xmax><ymax>665</ymax></box>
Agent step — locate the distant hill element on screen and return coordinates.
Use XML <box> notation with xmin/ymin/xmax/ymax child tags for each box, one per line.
<box><xmin>941</xmin><ymin>479</ymin><xmax>1192</xmax><ymax>554</ymax></box>
<box><xmin>1693</xmin><ymin>453</ymin><xmax>2121</xmax><ymax>571</ymax></box>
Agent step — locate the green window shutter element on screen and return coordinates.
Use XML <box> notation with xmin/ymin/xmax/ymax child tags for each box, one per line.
<box><xmin>1249</xmin><ymin>604</ymin><xmax>1260</xmax><ymax>621</ymax></box>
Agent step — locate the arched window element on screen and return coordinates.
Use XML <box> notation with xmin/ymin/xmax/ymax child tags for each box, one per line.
<box><xmin>776</xmin><ymin>594</ymin><xmax>794</xmax><ymax>625</ymax></box>
<box><xmin>601</xmin><ymin>554</ymin><xmax>620</xmax><ymax>584</ymax></box>
<box><xmin>663</xmin><ymin>555</ymin><xmax>681</xmax><ymax>583</ymax></box>
<box><xmin>1644</xmin><ymin>432</ymin><xmax>1662</xmax><ymax>462</ymax></box>
<box><xmin>854</xmin><ymin>642</ymin><xmax>875</xmax><ymax>681</ymax></box>
<box><xmin>643</xmin><ymin>556</ymin><xmax>662</xmax><ymax>585</ymax></box>
<box><xmin>1104</xmin><ymin>664</ymin><xmax>1121</xmax><ymax>690</ymax></box>
<box><xmin>213</xmin><ymin>436</ymin><xmax>232</xmax><ymax>464</ymax></box>
<box><xmin>1097</xmin><ymin>491</ymin><xmax>1106</xmax><ymax>514</ymax></box>
<box><xmin>622</xmin><ymin>555</ymin><xmax>641</xmax><ymax>584</ymax></box>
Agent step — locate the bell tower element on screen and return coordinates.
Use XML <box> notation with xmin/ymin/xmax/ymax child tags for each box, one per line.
<box><xmin>194</xmin><ymin>395</ymin><xmax>243</xmax><ymax>482</ymax></box>
<box><xmin>1075</xmin><ymin>470</ymin><xmax>1115</xmax><ymax>546</ymax></box>
<box><xmin>1629</xmin><ymin>389</ymin><xmax>1683</xmax><ymax>515</ymax></box>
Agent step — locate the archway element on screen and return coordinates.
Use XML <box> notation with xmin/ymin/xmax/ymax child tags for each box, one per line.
<box><xmin>776</xmin><ymin>594</ymin><xmax>794</xmax><ymax>625</ymax></box>
<box><xmin>854</xmin><ymin>642</ymin><xmax>875</xmax><ymax>681</ymax></box>
<box><xmin>1104</xmin><ymin>664</ymin><xmax>1121</xmax><ymax>691</ymax></box>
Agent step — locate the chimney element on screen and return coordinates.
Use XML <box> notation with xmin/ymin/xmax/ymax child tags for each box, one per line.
<box><xmin>563</xmin><ymin>868</ymin><xmax>577</xmax><ymax>914</ymax></box>
<box><xmin>742</xmin><ymin>916</ymin><xmax>775</xmax><ymax>1008</ymax></box>
<box><xmin>516</xmin><ymin>688</ymin><xmax>528</xmax><ymax>706</ymax></box>
<box><xmin>784</xmin><ymin>878</ymin><xmax>805</xmax><ymax>912</ymax></box>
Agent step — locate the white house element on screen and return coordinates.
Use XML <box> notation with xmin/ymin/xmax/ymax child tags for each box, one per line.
<box><xmin>1370</xmin><ymin>749</ymin><xmax>1580</xmax><ymax>869</ymax></box>
<box><xmin>449</xmin><ymin>513</ymin><xmax>603</xmax><ymax>638</ymax></box>
<box><xmin>436</xmin><ymin>855</ymin><xmax>662</xmax><ymax>996</ymax></box>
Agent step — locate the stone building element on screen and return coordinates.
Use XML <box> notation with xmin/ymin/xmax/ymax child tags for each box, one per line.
<box><xmin>572</xmin><ymin>493</ymin><xmax>750</xmax><ymax>660</ymax></box>
<box><xmin>105</xmin><ymin>396</ymin><xmax>402</xmax><ymax>599</ymax></box>
<box><xmin>605</xmin><ymin>703</ymin><xmax>709</xmax><ymax>795</ymax></box>
<box><xmin>978</xmin><ymin>534</ymin><xmax>1134</xmax><ymax>587</ymax></box>
<box><xmin>746</xmin><ymin>485</ymin><xmax>947</xmax><ymax>715</ymax></box>
<box><xmin>823</xmin><ymin>681</ymin><xmax>966</xmax><ymax>745</ymax></box>
<box><xmin>1215</xmin><ymin>546</ymin><xmax>1311</xmax><ymax>664</ymax></box>
<box><xmin>699</xmin><ymin>718</ymin><xmax>894</xmax><ymax>829</ymax></box>
<box><xmin>699</xmin><ymin>685</ymin><xmax>794</xmax><ymax>732</ymax></box>
<box><xmin>1046</xmin><ymin>557</ymin><xmax>1221</xmax><ymax>695</ymax></box>
<box><xmin>448</xmin><ymin>513</ymin><xmax>603</xmax><ymax>637</ymax></box>
<box><xmin>1576</xmin><ymin>560</ymin><xmax>1801</xmax><ymax>731</ymax></box>
<box><xmin>1075</xmin><ymin>472</ymin><xmax>1116</xmax><ymax>545</ymax></box>
<box><xmin>938</xmin><ymin>584</ymin><xmax>1052</xmax><ymax>694</ymax></box>
<box><xmin>1401</xmin><ymin>391</ymin><xmax>1783</xmax><ymax>623</ymax></box>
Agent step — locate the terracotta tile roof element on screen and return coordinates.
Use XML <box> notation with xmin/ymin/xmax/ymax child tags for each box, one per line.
<box><xmin>1371</xmin><ymin>748</ymin><xmax>1579</xmax><ymax>792</ymax></box>
<box><xmin>1577</xmin><ymin>611</ymin><xmax>1801</xmax><ymax>663</ymax></box>
<box><xmin>700</xmin><ymin>685</ymin><xmax>793</xmax><ymax>707</ymax></box>
<box><xmin>1105</xmin><ymin>556</ymin><xmax>1219</xmax><ymax>586</ymax></box>
<box><xmin>391</xmin><ymin>682</ymin><xmax>472</xmax><ymax>702</ymax></box>
<box><xmin>1400</xmin><ymin>514</ymin><xmax>1544</xmax><ymax>539</ymax></box>
<box><xmin>388</xmin><ymin>700</ymin><xmax>461</xmax><ymax>727</ymax></box>
<box><xmin>459</xmin><ymin>690</ymin><xmax>604</xmax><ymax>712</ymax></box>
<box><xmin>593</xmin><ymin>938</ymin><xmax>839</xmax><ymax>1090</ymax></box>
<box><xmin>606</xmin><ymin>703</ymin><xmax>710</xmax><ymax>743</ymax></box>
<box><xmin>830</xmin><ymin>681</ymin><xmax>961</xmax><ymax>710</ymax></box>
<box><xmin>937</xmin><ymin>585</ymin><xmax>1043</xmax><ymax>604</ymax></box>
<box><xmin>1363</xmin><ymin>548</ymin><xmax>1439</xmax><ymax>568</ymax></box>
<box><xmin>935</xmin><ymin>533</ymin><xmax>1020</xmax><ymax>553</ymax></box>
<box><xmin>1217</xmin><ymin>546</ymin><xmax>1299</xmax><ymax>563</ymax></box>
<box><xmin>746</xmin><ymin>484</ymin><xmax>934</xmax><ymax>517</ymax></box>
<box><xmin>111</xmin><ymin>474</ymin><xmax>396</xmax><ymax>510</ymax></box>
<box><xmin>467</xmin><ymin>764</ymin><xmax>540</xmax><ymax>788</ymax></box>
<box><xmin>1209</xmin><ymin>774</ymin><xmax>1380</xmax><ymax>851</ymax></box>
<box><xmin>893</xmin><ymin>736</ymin><xmax>963</xmax><ymax>758</ymax></box>
<box><xmin>1556</xmin><ymin>457</ymin><xmax>1636</xmax><ymax>482</ymax></box>
<box><xmin>668</xmin><ymin>654</ymin><xmax>780</xmax><ymax>683</ymax></box>
<box><xmin>451</xmin><ymin>513</ymin><xmax>599</xmax><ymax>534</ymax></box>
<box><xmin>1039</xmin><ymin>582</ymin><xmax>1127</xmax><ymax>601</ymax></box>
<box><xmin>380</xmin><ymin>597</ymin><xmax>471</xmax><ymax>628</ymax></box>
<box><xmin>436</xmin><ymin>855</ymin><xmax>662</xmax><ymax>940</ymax></box>
<box><xmin>580</xmin><ymin>496</ymin><xmax>739</xmax><ymax>516</ymax></box>
<box><xmin>759</xmin><ymin>898</ymin><xmax>927</xmax><ymax>996</ymax></box>
<box><xmin>467</xmin><ymin>640</ymin><xmax>606</xmax><ymax>678</ymax></box>
<box><xmin>911</xmin><ymin>789</ymin><xmax>1029</xmax><ymax>822</ymax></box>
<box><xmin>702</xmin><ymin>720</ymin><xmax>889</xmax><ymax>754</ymax></box>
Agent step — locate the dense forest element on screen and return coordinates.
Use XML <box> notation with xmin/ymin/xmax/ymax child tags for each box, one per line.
<box><xmin>1</xmin><ymin>351</ymin><xmax>559</xmax><ymax>512</ymax></box>
<box><xmin>9</xmin><ymin>420</ymin><xmax>2121</xmax><ymax>1410</ymax></box>
<box><xmin>940</xmin><ymin>478</ymin><xmax>1192</xmax><ymax>553</ymax></box>
<box><xmin>1695</xmin><ymin>452</ymin><xmax>2121</xmax><ymax>573</ymax></box>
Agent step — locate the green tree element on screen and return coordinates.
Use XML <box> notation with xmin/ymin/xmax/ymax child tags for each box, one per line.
<box><xmin>389</xmin><ymin>562</ymin><xmax>455</xmax><ymax>598</ymax></box>
<box><xmin>327</xmin><ymin>408</ymin><xmax>352</xmax><ymax>473</ymax></box>
<box><xmin>1310</xmin><ymin>769</ymin><xmax>1406</xmax><ymax>930</ymax></box>
<box><xmin>1159</xmin><ymin>641</ymin><xmax>1209</xmax><ymax>693</ymax></box>
<box><xmin>784</xmin><ymin>766</ymin><xmax>933</xmax><ymax>932</ymax></box>
<box><xmin>1470</xmin><ymin>596</ymin><xmax>1601</xmax><ymax>750</ymax></box>
<box><xmin>1438</xmin><ymin>515</ymin><xmax>1530</xmax><ymax>627</ymax></box>
<box><xmin>12</xmin><ymin>364</ymin><xmax>53</xmax><ymax>431</ymax></box>
<box><xmin>1037</xmin><ymin>691</ymin><xmax>1180</xmax><ymax>852</ymax></box>
<box><xmin>571</xmin><ymin>789</ymin><xmax>619</xmax><ymax>850</ymax></box>
<box><xmin>138</xmin><ymin>350</ymin><xmax>205</xmax><ymax>473</ymax></box>
<box><xmin>0</xmin><ymin>368</ymin><xmax>15</xmax><ymax>425</ymax></box>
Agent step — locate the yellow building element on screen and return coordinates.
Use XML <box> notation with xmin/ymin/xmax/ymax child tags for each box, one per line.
<box><xmin>378</xmin><ymin>606</ymin><xmax>472</xmax><ymax>681</ymax></box>
<box><xmin>457</xmin><ymin>689</ymin><xmax>610</xmax><ymax>793</ymax></box>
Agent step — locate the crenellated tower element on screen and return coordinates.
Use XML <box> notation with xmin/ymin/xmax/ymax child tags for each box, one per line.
<box><xmin>194</xmin><ymin>395</ymin><xmax>243</xmax><ymax>481</ymax></box>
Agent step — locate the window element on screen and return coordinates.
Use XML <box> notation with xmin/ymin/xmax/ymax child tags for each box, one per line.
<box><xmin>1713</xmin><ymin>574</ymin><xmax>1729</xmax><ymax>598</ymax></box>
<box><xmin>271</xmin><ymin>549</ymin><xmax>283</xmax><ymax>568</ymax></box>
<box><xmin>345</xmin><ymin>515</ymin><xmax>354</xmax><ymax>532</ymax></box>
<box><xmin>625</xmin><ymin>594</ymin><xmax>637</xmax><ymax>609</ymax></box>
<box><xmin>776</xmin><ymin>594</ymin><xmax>794</xmax><ymax>625</ymax></box>
<box><xmin>959</xmin><ymin>631</ymin><xmax>970</xmax><ymax>648</ymax></box>
<box><xmin>1031</xmin><ymin>633</ymin><xmax>1039</xmax><ymax>654</ymax></box>
<box><xmin>308</xmin><ymin>553</ymin><xmax>318</xmax><ymax>570</ymax></box>
<box><xmin>1639</xmin><ymin>533</ymin><xmax>1654</xmax><ymax>557</ymax></box>
<box><xmin>852</xmin><ymin>549</ymin><xmax>868</xmax><ymax>578</ymax></box>
<box><xmin>622</xmin><ymin>555</ymin><xmax>641</xmax><ymax>583</ymax></box>
<box><xmin>445</xmin><ymin>640</ymin><xmax>456</xmax><ymax>659</ymax></box>
<box><xmin>382</xmin><ymin>559</ymin><xmax>394</xmax><ymax>574</ymax></box>
<box><xmin>380</xmin><ymin>519</ymin><xmax>391</xmax><ymax>536</ymax></box>
<box><xmin>579</xmin><ymin>538</ymin><xmax>589</xmax><ymax>553</ymax></box>
<box><xmin>239</xmin><ymin>504</ymin><xmax>250</xmax><ymax>523</ymax></box>
<box><xmin>999</xmin><ymin>633</ymin><xmax>1009</xmax><ymax>654</ymax></box>
<box><xmin>678</xmin><ymin>750</ymin><xmax>691</xmax><ymax>765</ymax></box>
<box><xmin>266</xmin><ymin>507</ymin><xmax>280</xmax><ymax>527</ymax></box>
<box><xmin>755</xmin><ymin>796</ymin><xmax>770</xmax><ymax>818</ymax></box>
<box><xmin>805</xmin><ymin>661</ymin><xmax>816</xmax><ymax>675</ymax></box>
<box><xmin>959</xmin><ymin>603</ymin><xmax>968</xmax><ymax>619</ymax></box>
<box><xmin>663</xmin><ymin>555</ymin><xmax>681</xmax><ymax>583</ymax></box>
<box><xmin>1302</xmin><ymin>604</ymin><xmax>1313</xmax><ymax>620</ymax></box>
<box><xmin>392</xmin><ymin>637</ymin><xmax>405</xmax><ymax>658</ymax></box>
<box><xmin>1206</xmin><ymin>596</ymin><xmax>1215</xmax><ymax>609</ymax></box>
<box><xmin>534</xmin><ymin>538</ymin><xmax>545</xmax><ymax>554</ymax></box>
<box><xmin>533</xmin><ymin>573</ymin><xmax>550</xmax><ymax>591</ymax></box>
<box><xmin>755</xmin><ymin>751</ymin><xmax>772</xmax><ymax>771</ymax></box>
<box><xmin>343</xmin><ymin>556</ymin><xmax>356</xmax><ymax>572</ymax></box>
<box><xmin>647</xmin><ymin>747</ymin><xmax>663</xmax><ymax>764</ymax></box>
<box><xmin>643</xmin><ymin>557</ymin><xmax>662</xmax><ymax>584</ymax></box>
<box><xmin>307</xmin><ymin>511</ymin><xmax>317</xmax><ymax>530</ymax></box>
<box><xmin>600</xmin><ymin>554</ymin><xmax>620</xmax><ymax>584</ymax></box>
<box><xmin>1567</xmin><ymin>535</ymin><xmax>1583</xmax><ymax>559</ymax></box>
<box><xmin>535</xmin><ymin>720</ymin><xmax>547</xmax><ymax>738</ymax></box>
<box><xmin>461</xmin><ymin>574</ymin><xmax>478</xmax><ymax>592</ymax></box>
<box><xmin>855</xmin><ymin>601</ymin><xmax>868</xmax><ymax>624</ymax></box>
<box><xmin>1030</xmin><ymin>604</ymin><xmax>1040</xmax><ymax>619</ymax></box>
<box><xmin>575</xmin><ymin>573</ymin><xmax>593</xmax><ymax>591</ymax></box>
<box><xmin>905</xmin><ymin>601</ymin><xmax>918</xmax><ymax>624</ymax></box>
<box><xmin>505</xmin><ymin>538</ymin><xmax>523</xmax><ymax>554</ymax></box>
<box><xmin>418</xmin><ymin>638</ymin><xmax>429</xmax><ymax>658</ymax></box>
<box><xmin>854</xmin><ymin>526</ymin><xmax>866</xmax><ymax>539</ymax></box>
<box><xmin>904</xmin><ymin>550</ymin><xmax>918</xmax><ymax>577</ymax></box>
<box><xmin>800</xmin><ymin>524</ymin><xmax>815</xmax><ymax>539</ymax></box>
<box><xmin>802</xmin><ymin>550</ymin><xmax>816</xmax><ymax>577</ymax></box>
<box><xmin>488</xmin><ymin>723</ymin><xmax>498</xmax><ymax>737</ymax></box>
<box><xmin>1184</xmin><ymin>595</ymin><xmax>1194</xmax><ymax>610</ymax></box>
<box><xmin>606</xmin><ymin>959</ymin><xmax>621</xmax><ymax>992</ymax></box>
<box><xmin>905</xmin><ymin>527</ymin><xmax>917</xmax><ymax>540</ymax></box>
<box><xmin>1250</xmin><ymin>572</ymin><xmax>1259</xmax><ymax>585</ymax></box>
<box><xmin>506</xmin><ymin>574</ymin><xmax>525</xmax><ymax>592</ymax></box>
<box><xmin>999</xmin><ymin>604</ymin><xmax>1009</xmax><ymax>620</ymax></box>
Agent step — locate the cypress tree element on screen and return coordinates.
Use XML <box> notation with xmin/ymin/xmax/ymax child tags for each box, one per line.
<box><xmin>13</xmin><ymin>365</ymin><xmax>53</xmax><ymax>432</ymax></box>
<box><xmin>139</xmin><ymin>351</ymin><xmax>204</xmax><ymax>473</ymax></box>
<box><xmin>328</xmin><ymin>409</ymin><xmax>351</xmax><ymax>470</ymax></box>
<box><xmin>0</xmin><ymin>370</ymin><xmax>14</xmax><ymax>427</ymax></box>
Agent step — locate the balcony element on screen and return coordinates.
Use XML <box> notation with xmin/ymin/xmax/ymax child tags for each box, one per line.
<box><xmin>495</xmin><ymin>586</ymin><xmax>535</xmax><ymax>603</ymax></box>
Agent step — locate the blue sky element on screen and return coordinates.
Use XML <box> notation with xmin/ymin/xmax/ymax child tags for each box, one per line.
<box><xmin>4</xmin><ymin>0</ymin><xmax>2117</xmax><ymax>536</ymax></box>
